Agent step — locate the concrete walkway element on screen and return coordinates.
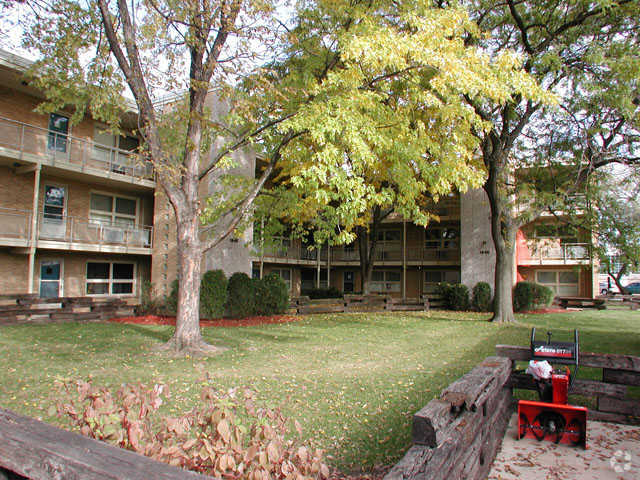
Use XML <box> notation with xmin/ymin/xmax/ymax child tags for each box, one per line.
<box><xmin>489</xmin><ymin>413</ymin><xmax>640</xmax><ymax>479</ymax></box>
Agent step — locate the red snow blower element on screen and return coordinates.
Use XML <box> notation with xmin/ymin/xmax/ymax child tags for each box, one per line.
<box><xmin>517</xmin><ymin>328</ymin><xmax>587</xmax><ymax>447</ymax></box>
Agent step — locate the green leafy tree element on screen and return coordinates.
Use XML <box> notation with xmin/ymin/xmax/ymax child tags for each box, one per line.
<box><xmin>245</xmin><ymin>0</ymin><xmax>546</xmax><ymax>294</ymax></box>
<box><xmin>589</xmin><ymin>170</ymin><xmax>640</xmax><ymax>294</ymax></box>
<box><xmin>464</xmin><ymin>0</ymin><xmax>640</xmax><ymax>321</ymax></box>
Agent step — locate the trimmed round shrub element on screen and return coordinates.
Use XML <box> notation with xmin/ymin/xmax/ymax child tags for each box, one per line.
<box><xmin>513</xmin><ymin>281</ymin><xmax>553</xmax><ymax>312</ymax></box>
<box><xmin>226</xmin><ymin>272</ymin><xmax>255</xmax><ymax>318</ymax></box>
<box><xmin>254</xmin><ymin>273</ymin><xmax>289</xmax><ymax>315</ymax></box>
<box><xmin>436</xmin><ymin>282</ymin><xmax>471</xmax><ymax>311</ymax></box>
<box><xmin>472</xmin><ymin>282</ymin><xmax>493</xmax><ymax>312</ymax></box>
<box><xmin>200</xmin><ymin>270</ymin><xmax>227</xmax><ymax>319</ymax></box>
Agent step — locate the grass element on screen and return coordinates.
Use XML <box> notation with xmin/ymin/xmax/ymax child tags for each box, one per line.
<box><xmin>0</xmin><ymin>308</ymin><xmax>639</xmax><ymax>471</ymax></box>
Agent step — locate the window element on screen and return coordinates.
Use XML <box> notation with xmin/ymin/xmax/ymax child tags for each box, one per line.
<box><xmin>270</xmin><ymin>268</ymin><xmax>292</xmax><ymax>291</ymax></box>
<box><xmin>90</xmin><ymin>193</ymin><xmax>137</xmax><ymax>228</ymax></box>
<box><xmin>425</xmin><ymin>226</ymin><xmax>460</xmax><ymax>249</ymax></box>
<box><xmin>86</xmin><ymin>262</ymin><xmax>135</xmax><ymax>295</ymax></box>
<box><xmin>43</xmin><ymin>185</ymin><xmax>65</xmax><ymax>220</ymax></box>
<box><xmin>376</xmin><ymin>229</ymin><xmax>401</xmax><ymax>260</ymax></box>
<box><xmin>534</xmin><ymin>224</ymin><xmax>577</xmax><ymax>242</ymax></box>
<box><xmin>48</xmin><ymin>113</ymin><xmax>69</xmax><ymax>153</ymax></box>
<box><xmin>370</xmin><ymin>270</ymin><xmax>401</xmax><ymax>293</ymax></box>
<box><xmin>93</xmin><ymin>126</ymin><xmax>140</xmax><ymax>173</ymax></box>
<box><xmin>423</xmin><ymin>270</ymin><xmax>460</xmax><ymax>293</ymax></box>
<box><xmin>536</xmin><ymin>270</ymin><xmax>579</xmax><ymax>296</ymax></box>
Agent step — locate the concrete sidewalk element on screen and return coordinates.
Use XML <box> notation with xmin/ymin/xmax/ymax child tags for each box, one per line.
<box><xmin>489</xmin><ymin>413</ymin><xmax>640</xmax><ymax>479</ymax></box>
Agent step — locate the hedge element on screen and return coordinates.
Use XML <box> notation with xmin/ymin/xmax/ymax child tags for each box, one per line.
<box><xmin>200</xmin><ymin>270</ymin><xmax>228</xmax><ymax>319</ymax></box>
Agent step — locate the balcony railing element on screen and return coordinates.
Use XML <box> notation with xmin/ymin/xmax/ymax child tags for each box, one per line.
<box><xmin>0</xmin><ymin>116</ymin><xmax>153</xmax><ymax>181</ymax></box>
<box><xmin>0</xmin><ymin>207</ymin><xmax>32</xmax><ymax>242</ymax></box>
<box><xmin>407</xmin><ymin>247</ymin><xmax>461</xmax><ymax>262</ymax></box>
<box><xmin>257</xmin><ymin>243</ymin><xmax>462</xmax><ymax>264</ymax></box>
<box><xmin>38</xmin><ymin>213</ymin><xmax>153</xmax><ymax>249</ymax></box>
<box><xmin>524</xmin><ymin>242</ymin><xmax>590</xmax><ymax>264</ymax></box>
<box><xmin>0</xmin><ymin>208</ymin><xmax>152</xmax><ymax>249</ymax></box>
<box><xmin>260</xmin><ymin>245</ymin><xmax>328</xmax><ymax>262</ymax></box>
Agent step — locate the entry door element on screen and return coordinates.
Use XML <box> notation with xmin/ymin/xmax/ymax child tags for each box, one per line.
<box><xmin>40</xmin><ymin>185</ymin><xmax>67</xmax><ymax>239</ymax></box>
<box><xmin>343</xmin><ymin>271</ymin><xmax>355</xmax><ymax>293</ymax></box>
<box><xmin>40</xmin><ymin>260</ymin><xmax>63</xmax><ymax>298</ymax></box>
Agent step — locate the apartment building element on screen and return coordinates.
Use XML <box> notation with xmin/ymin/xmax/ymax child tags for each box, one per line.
<box><xmin>0</xmin><ymin>49</ymin><xmax>597</xmax><ymax>303</ymax></box>
<box><xmin>253</xmin><ymin>186</ymin><xmax>598</xmax><ymax>299</ymax></box>
<box><xmin>0</xmin><ymin>49</ymin><xmax>154</xmax><ymax>300</ymax></box>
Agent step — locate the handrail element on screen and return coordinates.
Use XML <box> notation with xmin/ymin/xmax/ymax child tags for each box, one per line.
<box><xmin>0</xmin><ymin>116</ymin><xmax>154</xmax><ymax>180</ymax></box>
<box><xmin>38</xmin><ymin>212</ymin><xmax>153</xmax><ymax>248</ymax></box>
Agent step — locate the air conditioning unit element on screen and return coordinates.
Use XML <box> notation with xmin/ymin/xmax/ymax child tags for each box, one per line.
<box><xmin>103</xmin><ymin>226</ymin><xmax>125</xmax><ymax>244</ymax></box>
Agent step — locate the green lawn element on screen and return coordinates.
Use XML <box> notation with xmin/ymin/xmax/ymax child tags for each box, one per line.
<box><xmin>0</xmin><ymin>309</ymin><xmax>638</xmax><ymax>471</ymax></box>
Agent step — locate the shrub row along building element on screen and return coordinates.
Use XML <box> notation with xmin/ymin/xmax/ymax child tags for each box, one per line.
<box><xmin>0</xmin><ymin>49</ymin><xmax>598</xmax><ymax>303</ymax></box>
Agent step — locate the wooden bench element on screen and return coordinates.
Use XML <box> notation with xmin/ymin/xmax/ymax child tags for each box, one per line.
<box><xmin>557</xmin><ymin>296</ymin><xmax>606</xmax><ymax>309</ymax></box>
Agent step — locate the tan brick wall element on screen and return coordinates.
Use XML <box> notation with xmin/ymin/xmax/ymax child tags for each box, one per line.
<box><xmin>0</xmin><ymin>165</ymin><xmax>36</xmax><ymax>211</ymax></box>
<box><xmin>151</xmin><ymin>189</ymin><xmax>178</xmax><ymax>298</ymax></box>
<box><xmin>0</xmin><ymin>251</ymin><xmax>29</xmax><ymax>294</ymax></box>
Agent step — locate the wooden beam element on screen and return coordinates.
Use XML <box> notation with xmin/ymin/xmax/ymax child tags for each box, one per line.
<box><xmin>496</xmin><ymin>344</ymin><xmax>640</xmax><ymax>372</ymax></box>
<box><xmin>508</xmin><ymin>373</ymin><xmax>628</xmax><ymax>399</ymax></box>
<box><xmin>0</xmin><ymin>408</ymin><xmax>211</xmax><ymax>480</ymax></box>
<box><xmin>14</xmin><ymin>163</ymin><xmax>40</xmax><ymax>175</ymax></box>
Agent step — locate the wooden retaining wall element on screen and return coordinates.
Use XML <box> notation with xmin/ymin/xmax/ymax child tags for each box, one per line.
<box><xmin>384</xmin><ymin>356</ymin><xmax>513</xmax><ymax>480</ymax></box>
<box><xmin>496</xmin><ymin>344</ymin><xmax>640</xmax><ymax>424</ymax></box>
<box><xmin>290</xmin><ymin>295</ymin><xmax>433</xmax><ymax>315</ymax></box>
<box><xmin>0</xmin><ymin>408</ymin><xmax>211</xmax><ymax>480</ymax></box>
<box><xmin>0</xmin><ymin>294</ymin><xmax>135</xmax><ymax>325</ymax></box>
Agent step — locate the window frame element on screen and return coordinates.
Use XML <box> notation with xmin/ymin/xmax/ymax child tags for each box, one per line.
<box><xmin>423</xmin><ymin>270</ymin><xmax>460</xmax><ymax>293</ymax></box>
<box><xmin>86</xmin><ymin>261</ymin><xmax>136</xmax><ymax>297</ymax></box>
<box><xmin>535</xmin><ymin>269</ymin><xmax>580</xmax><ymax>296</ymax></box>
<box><xmin>370</xmin><ymin>269</ymin><xmax>401</xmax><ymax>293</ymax></box>
<box><xmin>269</xmin><ymin>268</ymin><xmax>292</xmax><ymax>292</ymax></box>
<box><xmin>89</xmin><ymin>191</ymin><xmax>139</xmax><ymax>228</ymax></box>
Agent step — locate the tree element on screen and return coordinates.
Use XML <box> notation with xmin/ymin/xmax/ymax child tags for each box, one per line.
<box><xmin>589</xmin><ymin>169</ymin><xmax>640</xmax><ymax>294</ymax></box>
<box><xmin>465</xmin><ymin>0</ymin><xmax>640</xmax><ymax>322</ymax></box>
<box><xmin>18</xmin><ymin>0</ymin><xmax>291</xmax><ymax>354</ymax></box>
<box><xmin>248</xmin><ymin>1</ymin><xmax>545</xmax><ymax>295</ymax></box>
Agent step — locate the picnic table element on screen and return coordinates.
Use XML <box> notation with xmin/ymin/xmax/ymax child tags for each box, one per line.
<box><xmin>557</xmin><ymin>296</ymin><xmax>606</xmax><ymax>310</ymax></box>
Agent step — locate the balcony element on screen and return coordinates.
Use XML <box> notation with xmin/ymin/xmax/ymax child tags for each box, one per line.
<box><xmin>519</xmin><ymin>241</ymin><xmax>590</xmax><ymax>265</ymax></box>
<box><xmin>0</xmin><ymin>208</ymin><xmax>152</xmax><ymax>254</ymax></box>
<box><xmin>0</xmin><ymin>208</ymin><xmax>32</xmax><ymax>247</ymax></box>
<box><xmin>0</xmin><ymin>116</ymin><xmax>154</xmax><ymax>185</ymax></box>
<box><xmin>257</xmin><ymin>245</ymin><xmax>328</xmax><ymax>264</ymax></box>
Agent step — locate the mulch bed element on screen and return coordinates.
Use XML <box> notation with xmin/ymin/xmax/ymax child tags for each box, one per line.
<box><xmin>108</xmin><ymin>314</ymin><xmax>301</xmax><ymax>327</ymax></box>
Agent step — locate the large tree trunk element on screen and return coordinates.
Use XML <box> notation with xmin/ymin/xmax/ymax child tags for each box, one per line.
<box><xmin>484</xmin><ymin>151</ymin><xmax>517</xmax><ymax>323</ymax></box>
<box><xmin>160</xmin><ymin>206</ymin><xmax>217</xmax><ymax>354</ymax></box>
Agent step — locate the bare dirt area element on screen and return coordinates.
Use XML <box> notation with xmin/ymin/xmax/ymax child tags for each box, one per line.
<box><xmin>108</xmin><ymin>314</ymin><xmax>301</xmax><ymax>327</ymax></box>
<box><xmin>489</xmin><ymin>413</ymin><xmax>640</xmax><ymax>479</ymax></box>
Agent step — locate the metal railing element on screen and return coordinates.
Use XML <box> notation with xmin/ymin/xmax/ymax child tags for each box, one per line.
<box><xmin>0</xmin><ymin>207</ymin><xmax>32</xmax><ymax>241</ymax></box>
<box><xmin>260</xmin><ymin>244</ymin><xmax>328</xmax><ymax>262</ymax></box>
<box><xmin>0</xmin><ymin>116</ymin><xmax>154</xmax><ymax>180</ymax></box>
<box><xmin>0</xmin><ymin>208</ymin><xmax>152</xmax><ymax>249</ymax></box>
<box><xmin>526</xmin><ymin>242</ymin><xmax>590</xmax><ymax>263</ymax></box>
<box><xmin>258</xmin><ymin>243</ymin><xmax>462</xmax><ymax>264</ymax></box>
<box><xmin>38</xmin><ymin>213</ymin><xmax>153</xmax><ymax>248</ymax></box>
